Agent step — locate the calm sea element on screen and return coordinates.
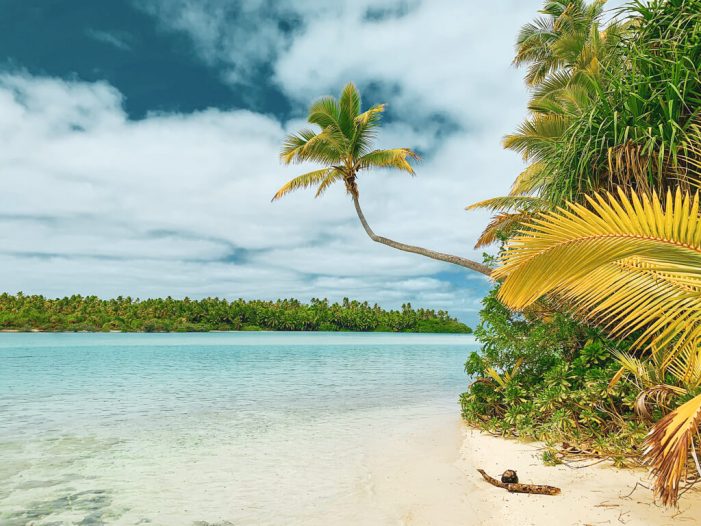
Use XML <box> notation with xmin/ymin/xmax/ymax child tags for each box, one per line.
<box><xmin>0</xmin><ymin>332</ymin><xmax>476</xmax><ymax>525</ymax></box>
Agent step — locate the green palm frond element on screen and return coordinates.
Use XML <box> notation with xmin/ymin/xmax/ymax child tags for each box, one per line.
<box><xmin>307</xmin><ymin>96</ymin><xmax>342</xmax><ymax>129</ymax></box>
<box><xmin>339</xmin><ymin>82</ymin><xmax>361</xmax><ymax>136</ymax></box>
<box><xmin>504</xmin><ymin>114</ymin><xmax>570</xmax><ymax>160</ymax></box>
<box><xmin>466</xmin><ymin>195</ymin><xmax>548</xmax><ymax>213</ymax></box>
<box><xmin>280</xmin><ymin>129</ymin><xmax>318</xmax><ymax>165</ymax></box>
<box><xmin>510</xmin><ymin>162</ymin><xmax>547</xmax><ymax>195</ymax></box>
<box><xmin>281</xmin><ymin>128</ymin><xmax>346</xmax><ymax>166</ymax></box>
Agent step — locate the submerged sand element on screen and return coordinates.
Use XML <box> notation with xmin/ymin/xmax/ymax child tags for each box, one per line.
<box><xmin>362</xmin><ymin>413</ymin><xmax>701</xmax><ymax>525</ymax></box>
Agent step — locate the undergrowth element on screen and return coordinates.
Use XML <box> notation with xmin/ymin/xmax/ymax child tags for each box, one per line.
<box><xmin>460</xmin><ymin>285</ymin><xmax>649</xmax><ymax>467</ymax></box>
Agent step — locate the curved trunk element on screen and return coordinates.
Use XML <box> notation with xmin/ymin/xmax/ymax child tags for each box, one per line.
<box><xmin>352</xmin><ymin>195</ymin><xmax>493</xmax><ymax>277</ymax></box>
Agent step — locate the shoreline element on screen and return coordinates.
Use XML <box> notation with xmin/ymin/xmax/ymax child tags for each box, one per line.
<box><xmin>0</xmin><ymin>329</ymin><xmax>471</xmax><ymax>335</ymax></box>
<box><xmin>360</xmin><ymin>413</ymin><xmax>701</xmax><ymax>525</ymax></box>
<box><xmin>459</xmin><ymin>427</ymin><xmax>701</xmax><ymax>525</ymax></box>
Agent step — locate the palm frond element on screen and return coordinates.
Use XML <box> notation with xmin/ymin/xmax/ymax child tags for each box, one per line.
<box><xmin>466</xmin><ymin>195</ymin><xmax>547</xmax><ymax>213</ymax></box>
<box><xmin>338</xmin><ymin>82</ymin><xmax>361</xmax><ymax>124</ymax></box>
<box><xmin>307</xmin><ymin>96</ymin><xmax>342</xmax><ymax>129</ymax></box>
<box><xmin>503</xmin><ymin>114</ymin><xmax>570</xmax><ymax>160</ymax></box>
<box><xmin>314</xmin><ymin>170</ymin><xmax>344</xmax><ymax>198</ymax></box>
<box><xmin>280</xmin><ymin>129</ymin><xmax>318</xmax><ymax>165</ymax></box>
<box><xmin>495</xmin><ymin>189</ymin><xmax>701</xmax><ymax>353</ymax></box>
<box><xmin>644</xmin><ymin>393</ymin><xmax>701</xmax><ymax>506</ymax></box>
<box><xmin>474</xmin><ymin>212</ymin><xmax>535</xmax><ymax>249</ymax></box>
<box><xmin>355</xmin><ymin>104</ymin><xmax>385</xmax><ymax>127</ymax></box>
<box><xmin>356</xmin><ymin>148</ymin><xmax>419</xmax><ymax>174</ymax></box>
<box><xmin>271</xmin><ymin>168</ymin><xmax>332</xmax><ymax>201</ymax></box>
<box><xmin>510</xmin><ymin>162</ymin><xmax>547</xmax><ymax>195</ymax></box>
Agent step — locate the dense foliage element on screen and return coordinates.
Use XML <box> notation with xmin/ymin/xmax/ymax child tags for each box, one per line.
<box><xmin>471</xmin><ymin>0</ymin><xmax>701</xmax><ymax>244</ymax></box>
<box><xmin>462</xmin><ymin>0</ymin><xmax>701</xmax><ymax>503</ymax></box>
<box><xmin>0</xmin><ymin>293</ymin><xmax>470</xmax><ymax>333</ymax></box>
<box><xmin>461</xmin><ymin>285</ymin><xmax>647</xmax><ymax>465</ymax></box>
<box><xmin>490</xmin><ymin>189</ymin><xmax>701</xmax><ymax>503</ymax></box>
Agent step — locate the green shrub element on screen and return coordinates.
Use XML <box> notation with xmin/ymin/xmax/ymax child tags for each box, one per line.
<box><xmin>461</xmin><ymin>284</ymin><xmax>646</xmax><ymax>461</ymax></box>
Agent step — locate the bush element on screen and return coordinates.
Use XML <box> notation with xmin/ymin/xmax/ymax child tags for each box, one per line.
<box><xmin>461</xmin><ymin>284</ymin><xmax>646</xmax><ymax>462</ymax></box>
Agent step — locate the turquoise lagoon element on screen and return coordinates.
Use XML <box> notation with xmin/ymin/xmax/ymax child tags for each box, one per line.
<box><xmin>0</xmin><ymin>332</ymin><xmax>476</xmax><ymax>525</ymax></box>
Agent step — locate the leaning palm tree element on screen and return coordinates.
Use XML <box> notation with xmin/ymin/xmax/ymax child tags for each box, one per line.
<box><xmin>493</xmin><ymin>188</ymin><xmax>701</xmax><ymax>506</ymax></box>
<box><xmin>272</xmin><ymin>82</ymin><xmax>492</xmax><ymax>276</ymax></box>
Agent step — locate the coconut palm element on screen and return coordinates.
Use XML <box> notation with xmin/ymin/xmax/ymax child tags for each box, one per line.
<box><xmin>513</xmin><ymin>0</ymin><xmax>610</xmax><ymax>87</ymax></box>
<box><xmin>272</xmin><ymin>82</ymin><xmax>492</xmax><ymax>276</ymax></box>
<box><xmin>492</xmin><ymin>188</ymin><xmax>701</xmax><ymax>505</ymax></box>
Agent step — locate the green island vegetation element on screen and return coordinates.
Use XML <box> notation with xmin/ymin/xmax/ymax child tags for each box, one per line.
<box><xmin>461</xmin><ymin>0</ymin><xmax>701</xmax><ymax>506</ymax></box>
<box><xmin>0</xmin><ymin>293</ymin><xmax>470</xmax><ymax>334</ymax></box>
<box><xmin>274</xmin><ymin>0</ymin><xmax>701</xmax><ymax>506</ymax></box>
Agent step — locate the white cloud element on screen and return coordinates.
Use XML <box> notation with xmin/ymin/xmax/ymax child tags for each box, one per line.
<box><xmin>4</xmin><ymin>0</ymin><xmax>584</xmax><ymax>322</ymax></box>
<box><xmin>134</xmin><ymin>0</ymin><xmax>538</xmax><ymax>245</ymax></box>
<box><xmin>0</xmin><ymin>72</ymin><xmax>490</xmax><ymax>321</ymax></box>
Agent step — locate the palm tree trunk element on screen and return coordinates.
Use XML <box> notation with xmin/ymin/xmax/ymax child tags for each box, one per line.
<box><xmin>352</xmin><ymin>195</ymin><xmax>493</xmax><ymax>277</ymax></box>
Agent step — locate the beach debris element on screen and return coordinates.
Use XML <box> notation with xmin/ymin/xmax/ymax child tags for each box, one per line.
<box><xmin>501</xmin><ymin>469</ymin><xmax>518</xmax><ymax>483</ymax></box>
<box><xmin>477</xmin><ymin>469</ymin><xmax>561</xmax><ymax>496</ymax></box>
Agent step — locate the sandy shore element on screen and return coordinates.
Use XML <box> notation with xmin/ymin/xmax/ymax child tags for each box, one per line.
<box><xmin>363</xmin><ymin>414</ymin><xmax>701</xmax><ymax>525</ymax></box>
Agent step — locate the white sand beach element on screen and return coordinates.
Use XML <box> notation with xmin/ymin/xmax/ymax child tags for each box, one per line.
<box><xmin>362</xmin><ymin>412</ymin><xmax>701</xmax><ymax>526</ymax></box>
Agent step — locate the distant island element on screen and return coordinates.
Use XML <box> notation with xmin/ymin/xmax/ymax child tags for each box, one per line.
<box><xmin>0</xmin><ymin>293</ymin><xmax>471</xmax><ymax>334</ymax></box>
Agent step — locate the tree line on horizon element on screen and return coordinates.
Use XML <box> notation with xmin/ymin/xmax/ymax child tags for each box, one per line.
<box><xmin>0</xmin><ymin>293</ymin><xmax>470</xmax><ymax>334</ymax></box>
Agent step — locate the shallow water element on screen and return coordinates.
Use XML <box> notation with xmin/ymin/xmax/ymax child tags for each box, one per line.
<box><xmin>0</xmin><ymin>332</ymin><xmax>476</xmax><ymax>525</ymax></box>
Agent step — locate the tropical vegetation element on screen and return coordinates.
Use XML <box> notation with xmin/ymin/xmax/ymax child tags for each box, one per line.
<box><xmin>461</xmin><ymin>0</ymin><xmax>701</xmax><ymax>508</ymax></box>
<box><xmin>0</xmin><ymin>293</ymin><xmax>470</xmax><ymax>334</ymax></box>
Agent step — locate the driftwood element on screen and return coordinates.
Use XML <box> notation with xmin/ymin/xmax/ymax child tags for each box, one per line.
<box><xmin>477</xmin><ymin>469</ymin><xmax>561</xmax><ymax>496</ymax></box>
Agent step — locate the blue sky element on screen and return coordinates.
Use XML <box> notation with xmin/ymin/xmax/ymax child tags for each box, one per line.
<box><xmin>0</xmin><ymin>0</ymin><xmax>592</xmax><ymax>324</ymax></box>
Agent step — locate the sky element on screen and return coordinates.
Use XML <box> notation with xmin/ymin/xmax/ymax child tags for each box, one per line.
<box><xmin>0</xmin><ymin>0</ymin><xmax>612</xmax><ymax>325</ymax></box>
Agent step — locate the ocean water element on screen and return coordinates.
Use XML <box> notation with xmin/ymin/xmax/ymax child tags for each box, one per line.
<box><xmin>0</xmin><ymin>332</ymin><xmax>476</xmax><ymax>525</ymax></box>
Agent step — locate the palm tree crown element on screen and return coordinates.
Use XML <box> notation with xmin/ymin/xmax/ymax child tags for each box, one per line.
<box><xmin>272</xmin><ymin>82</ymin><xmax>418</xmax><ymax>201</ymax></box>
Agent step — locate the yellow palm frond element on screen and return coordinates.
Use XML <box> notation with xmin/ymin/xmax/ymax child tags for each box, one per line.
<box><xmin>314</xmin><ymin>171</ymin><xmax>343</xmax><ymax>198</ymax></box>
<box><xmin>644</xmin><ymin>393</ymin><xmax>701</xmax><ymax>506</ymax></box>
<box><xmin>356</xmin><ymin>148</ymin><xmax>419</xmax><ymax>174</ymax></box>
<box><xmin>354</xmin><ymin>104</ymin><xmax>385</xmax><ymax>126</ymax></box>
<box><xmin>271</xmin><ymin>168</ymin><xmax>332</xmax><ymax>201</ymax></box>
<box><xmin>495</xmin><ymin>189</ymin><xmax>701</xmax><ymax>353</ymax></box>
<box><xmin>511</xmin><ymin>162</ymin><xmax>546</xmax><ymax>195</ymax></box>
<box><xmin>474</xmin><ymin>212</ymin><xmax>534</xmax><ymax>249</ymax></box>
<box><xmin>667</xmin><ymin>339</ymin><xmax>701</xmax><ymax>390</ymax></box>
<box><xmin>548</xmin><ymin>257</ymin><xmax>701</xmax><ymax>353</ymax></box>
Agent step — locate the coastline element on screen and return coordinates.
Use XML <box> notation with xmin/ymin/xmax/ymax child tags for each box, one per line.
<box><xmin>373</xmin><ymin>416</ymin><xmax>701</xmax><ymax>525</ymax></box>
